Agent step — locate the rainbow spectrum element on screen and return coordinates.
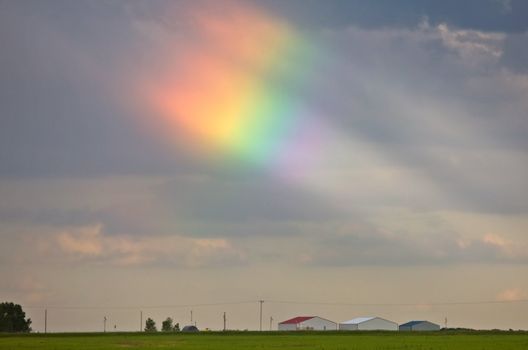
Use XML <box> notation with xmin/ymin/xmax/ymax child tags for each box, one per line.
<box><xmin>144</xmin><ymin>3</ymin><xmax>325</xmax><ymax>177</ymax></box>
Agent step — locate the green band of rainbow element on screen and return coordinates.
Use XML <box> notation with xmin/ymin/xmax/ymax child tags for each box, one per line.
<box><xmin>144</xmin><ymin>3</ymin><xmax>323</xmax><ymax>177</ymax></box>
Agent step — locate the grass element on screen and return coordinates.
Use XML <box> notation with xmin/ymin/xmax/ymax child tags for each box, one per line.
<box><xmin>1</xmin><ymin>331</ymin><xmax>528</xmax><ymax>350</ymax></box>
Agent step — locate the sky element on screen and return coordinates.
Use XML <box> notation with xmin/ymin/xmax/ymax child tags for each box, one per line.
<box><xmin>1</xmin><ymin>0</ymin><xmax>528</xmax><ymax>332</ymax></box>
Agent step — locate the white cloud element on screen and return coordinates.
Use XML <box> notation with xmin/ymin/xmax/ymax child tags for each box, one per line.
<box><xmin>483</xmin><ymin>233</ymin><xmax>510</xmax><ymax>247</ymax></box>
<box><xmin>436</xmin><ymin>23</ymin><xmax>505</xmax><ymax>64</ymax></box>
<box><xmin>496</xmin><ymin>288</ymin><xmax>527</xmax><ymax>301</ymax></box>
<box><xmin>54</xmin><ymin>225</ymin><xmax>246</xmax><ymax>268</ymax></box>
<box><xmin>482</xmin><ymin>233</ymin><xmax>528</xmax><ymax>260</ymax></box>
<box><xmin>57</xmin><ymin>225</ymin><xmax>103</xmax><ymax>256</ymax></box>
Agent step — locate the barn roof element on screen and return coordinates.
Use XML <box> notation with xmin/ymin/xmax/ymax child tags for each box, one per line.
<box><xmin>340</xmin><ymin>317</ymin><xmax>376</xmax><ymax>324</ymax></box>
<box><xmin>279</xmin><ymin>316</ymin><xmax>315</xmax><ymax>324</ymax></box>
<box><xmin>400</xmin><ymin>320</ymin><xmax>426</xmax><ymax>327</ymax></box>
<box><xmin>400</xmin><ymin>320</ymin><xmax>439</xmax><ymax>327</ymax></box>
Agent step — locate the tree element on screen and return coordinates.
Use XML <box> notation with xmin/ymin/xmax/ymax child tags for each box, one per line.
<box><xmin>144</xmin><ymin>318</ymin><xmax>157</xmax><ymax>332</ymax></box>
<box><xmin>173</xmin><ymin>322</ymin><xmax>180</xmax><ymax>332</ymax></box>
<box><xmin>0</xmin><ymin>302</ymin><xmax>32</xmax><ymax>333</ymax></box>
<box><xmin>161</xmin><ymin>317</ymin><xmax>173</xmax><ymax>332</ymax></box>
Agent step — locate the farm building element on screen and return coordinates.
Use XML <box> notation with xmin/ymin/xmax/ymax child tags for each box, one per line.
<box><xmin>339</xmin><ymin>317</ymin><xmax>398</xmax><ymax>331</ymax></box>
<box><xmin>181</xmin><ymin>325</ymin><xmax>199</xmax><ymax>332</ymax></box>
<box><xmin>399</xmin><ymin>320</ymin><xmax>440</xmax><ymax>331</ymax></box>
<box><xmin>278</xmin><ymin>316</ymin><xmax>337</xmax><ymax>331</ymax></box>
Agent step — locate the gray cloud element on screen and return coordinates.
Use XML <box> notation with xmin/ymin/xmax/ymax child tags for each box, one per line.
<box><xmin>501</xmin><ymin>32</ymin><xmax>528</xmax><ymax>73</ymax></box>
<box><xmin>156</xmin><ymin>173</ymin><xmax>346</xmax><ymax>223</ymax></box>
<box><xmin>297</xmin><ymin>225</ymin><xmax>528</xmax><ymax>266</ymax></box>
<box><xmin>302</xmin><ymin>24</ymin><xmax>528</xmax><ymax>215</ymax></box>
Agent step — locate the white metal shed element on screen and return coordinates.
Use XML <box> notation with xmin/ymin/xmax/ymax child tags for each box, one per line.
<box><xmin>339</xmin><ymin>317</ymin><xmax>398</xmax><ymax>331</ymax></box>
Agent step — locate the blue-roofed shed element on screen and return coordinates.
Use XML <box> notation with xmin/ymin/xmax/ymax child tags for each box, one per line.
<box><xmin>399</xmin><ymin>320</ymin><xmax>440</xmax><ymax>331</ymax></box>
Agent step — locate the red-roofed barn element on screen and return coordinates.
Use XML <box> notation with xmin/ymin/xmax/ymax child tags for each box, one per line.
<box><xmin>278</xmin><ymin>316</ymin><xmax>337</xmax><ymax>331</ymax></box>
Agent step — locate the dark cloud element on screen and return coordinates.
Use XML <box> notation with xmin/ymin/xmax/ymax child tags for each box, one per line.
<box><xmin>157</xmin><ymin>173</ymin><xmax>344</xmax><ymax>223</ymax></box>
<box><xmin>261</xmin><ymin>0</ymin><xmax>528</xmax><ymax>33</ymax></box>
<box><xmin>501</xmin><ymin>32</ymin><xmax>528</xmax><ymax>73</ymax></box>
<box><xmin>0</xmin><ymin>0</ymin><xmax>188</xmax><ymax>178</ymax></box>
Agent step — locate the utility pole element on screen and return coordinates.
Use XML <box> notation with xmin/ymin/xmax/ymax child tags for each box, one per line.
<box><xmin>259</xmin><ymin>300</ymin><xmax>264</xmax><ymax>331</ymax></box>
<box><xmin>223</xmin><ymin>312</ymin><xmax>226</xmax><ymax>331</ymax></box>
<box><xmin>269</xmin><ymin>316</ymin><xmax>273</xmax><ymax>331</ymax></box>
<box><xmin>44</xmin><ymin>309</ymin><xmax>47</xmax><ymax>334</ymax></box>
<box><xmin>190</xmin><ymin>310</ymin><xmax>193</xmax><ymax>324</ymax></box>
<box><xmin>104</xmin><ymin>316</ymin><xmax>107</xmax><ymax>333</ymax></box>
<box><xmin>140</xmin><ymin>311</ymin><xmax>143</xmax><ymax>332</ymax></box>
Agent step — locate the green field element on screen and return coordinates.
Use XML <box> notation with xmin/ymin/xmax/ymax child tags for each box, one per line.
<box><xmin>1</xmin><ymin>331</ymin><xmax>528</xmax><ymax>350</ymax></box>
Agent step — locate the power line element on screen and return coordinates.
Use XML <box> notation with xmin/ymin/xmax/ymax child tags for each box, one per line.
<box><xmin>267</xmin><ymin>299</ymin><xmax>528</xmax><ymax>307</ymax></box>
<box><xmin>24</xmin><ymin>300</ymin><xmax>256</xmax><ymax>311</ymax></box>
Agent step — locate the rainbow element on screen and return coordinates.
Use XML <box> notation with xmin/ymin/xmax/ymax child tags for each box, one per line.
<box><xmin>144</xmin><ymin>3</ymin><xmax>324</xmax><ymax>176</ymax></box>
